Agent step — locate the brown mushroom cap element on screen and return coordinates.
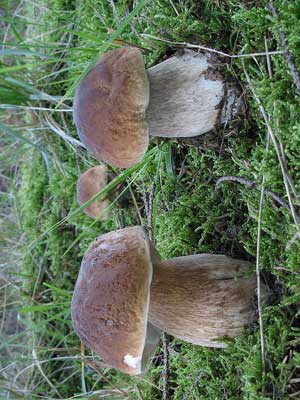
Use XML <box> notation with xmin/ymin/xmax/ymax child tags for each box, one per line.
<box><xmin>71</xmin><ymin>226</ymin><xmax>160</xmax><ymax>375</ymax></box>
<box><xmin>73</xmin><ymin>47</ymin><xmax>149</xmax><ymax>169</ymax></box>
<box><xmin>76</xmin><ymin>165</ymin><xmax>109</xmax><ymax>220</ymax></box>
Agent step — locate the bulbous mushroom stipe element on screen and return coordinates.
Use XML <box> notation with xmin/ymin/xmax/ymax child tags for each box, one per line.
<box><xmin>73</xmin><ymin>47</ymin><xmax>241</xmax><ymax>168</ymax></box>
<box><xmin>149</xmin><ymin>250</ymin><xmax>257</xmax><ymax>347</ymax></box>
<box><xmin>71</xmin><ymin>226</ymin><xmax>259</xmax><ymax>375</ymax></box>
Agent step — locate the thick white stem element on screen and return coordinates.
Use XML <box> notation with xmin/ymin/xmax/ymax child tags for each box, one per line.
<box><xmin>146</xmin><ymin>50</ymin><xmax>241</xmax><ymax>138</ymax></box>
<box><xmin>149</xmin><ymin>254</ymin><xmax>257</xmax><ymax>347</ymax></box>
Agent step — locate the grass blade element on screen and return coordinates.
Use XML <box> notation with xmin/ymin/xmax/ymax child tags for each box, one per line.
<box><xmin>55</xmin><ymin>0</ymin><xmax>149</xmax><ymax>110</ymax></box>
<box><xmin>0</xmin><ymin>48</ymin><xmax>59</xmax><ymax>59</ymax></box>
<box><xmin>0</xmin><ymin>122</ymin><xmax>47</xmax><ymax>153</ymax></box>
<box><xmin>19</xmin><ymin>303</ymin><xmax>69</xmax><ymax>313</ymax></box>
<box><xmin>42</xmin><ymin>283</ymin><xmax>72</xmax><ymax>297</ymax></box>
<box><xmin>0</xmin><ymin>60</ymin><xmax>57</xmax><ymax>74</ymax></box>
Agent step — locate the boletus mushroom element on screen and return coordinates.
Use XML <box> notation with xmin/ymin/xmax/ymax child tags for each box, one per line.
<box><xmin>73</xmin><ymin>47</ymin><xmax>241</xmax><ymax>168</ymax></box>
<box><xmin>71</xmin><ymin>226</ymin><xmax>259</xmax><ymax>375</ymax></box>
<box><xmin>76</xmin><ymin>165</ymin><xmax>109</xmax><ymax>220</ymax></box>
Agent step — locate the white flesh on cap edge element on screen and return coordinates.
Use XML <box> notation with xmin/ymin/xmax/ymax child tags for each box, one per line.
<box><xmin>123</xmin><ymin>354</ymin><xmax>142</xmax><ymax>370</ymax></box>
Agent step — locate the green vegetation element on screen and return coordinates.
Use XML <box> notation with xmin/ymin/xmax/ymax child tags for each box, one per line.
<box><xmin>1</xmin><ymin>0</ymin><xmax>300</xmax><ymax>398</ymax></box>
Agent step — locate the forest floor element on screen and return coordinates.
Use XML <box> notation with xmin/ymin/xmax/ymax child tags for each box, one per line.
<box><xmin>1</xmin><ymin>0</ymin><xmax>300</xmax><ymax>399</ymax></box>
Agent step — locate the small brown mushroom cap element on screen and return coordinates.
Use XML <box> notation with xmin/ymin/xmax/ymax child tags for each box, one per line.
<box><xmin>71</xmin><ymin>227</ymin><xmax>160</xmax><ymax>375</ymax></box>
<box><xmin>73</xmin><ymin>47</ymin><xmax>149</xmax><ymax>168</ymax></box>
<box><xmin>76</xmin><ymin>165</ymin><xmax>109</xmax><ymax>220</ymax></box>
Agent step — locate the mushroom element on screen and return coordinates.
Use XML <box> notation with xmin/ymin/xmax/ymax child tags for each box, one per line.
<box><xmin>77</xmin><ymin>165</ymin><xmax>109</xmax><ymax>220</ymax></box>
<box><xmin>71</xmin><ymin>226</ymin><xmax>258</xmax><ymax>374</ymax></box>
<box><xmin>71</xmin><ymin>226</ymin><xmax>161</xmax><ymax>375</ymax></box>
<box><xmin>73</xmin><ymin>47</ymin><xmax>241</xmax><ymax>168</ymax></box>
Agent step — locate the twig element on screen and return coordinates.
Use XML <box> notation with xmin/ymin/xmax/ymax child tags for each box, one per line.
<box><xmin>147</xmin><ymin>182</ymin><xmax>156</xmax><ymax>242</ymax></box>
<box><xmin>128</xmin><ymin>185</ymin><xmax>144</xmax><ymax>225</ymax></box>
<box><xmin>80</xmin><ymin>343</ymin><xmax>87</xmax><ymax>394</ymax></box>
<box><xmin>289</xmin><ymin>391</ymin><xmax>300</xmax><ymax>398</ymax></box>
<box><xmin>255</xmin><ymin>137</ymin><xmax>269</xmax><ymax>373</ymax></box>
<box><xmin>285</xmin><ymin>232</ymin><xmax>300</xmax><ymax>251</ymax></box>
<box><xmin>142</xmin><ymin>178</ymin><xmax>149</xmax><ymax>221</ymax></box>
<box><xmin>215</xmin><ymin>175</ymin><xmax>292</xmax><ymax>214</ymax></box>
<box><xmin>0</xmin><ymin>285</ymin><xmax>7</xmax><ymax>341</ymax></box>
<box><xmin>277</xmin><ymin>129</ymin><xmax>299</xmax><ymax>199</ymax></box>
<box><xmin>135</xmin><ymin>384</ymin><xmax>144</xmax><ymax>400</ymax></box>
<box><xmin>109</xmin><ymin>0</ymin><xmax>120</xmax><ymax>22</ymax></box>
<box><xmin>1</xmin><ymin>0</ymin><xmax>25</xmax><ymax>50</ymax></box>
<box><xmin>168</xmin><ymin>0</ymin><xmax>179</xmax><ymax>16</ymax></box>
<box><xmin>268</xmin><ymin>2</ymin><xmax>300</xmax><ymax>95</ymax></box>
<box><xmin>264</xmin><ymin>35</ymin><xmax>273</xmax><ymax>79</ymax></box>
<box><xmin>181</xmin><ymin>371</ymin><xmax>204</xmax><ymax>400</ymax></box>
<box><xmin>273</xmin><ymin>266</ymin><xmax>295</xmax><ymax>273</ymax></box>
<box><xmin>107</xmin><ymin>27</ymin><xmax>152</xmax><ymax>53</ymax></box>
<box><xmin>85</xmin><ymin>361</ymin><xmax>128</xmax><ymax>396</ymax></box>
<box><xmin>162</xmin><ymin>332</ymin><xmax>169</xmax><ymax>400</ymax></box>
<box><xmin>243</xmin><ymin>69</ymin><xmax>300</xmax><ymax>234</ymax></box>
<box><xmin>141</xmin><ymin>34</ymin><xmax>284</xmax><ymax>59</ymax></box>
<box><xmin>45</xmin><ymin>116</ymin><xmax>87</xmax><ymax>149</ymax></box>
<box><xmin>32</xmin><ymin>348</ymin><xmax>62</xmax><ymax>398</ymax></box>
<box><xmin>255</xmin><ymin>47</ymin><xmax>272</xmax><ymax>373</ymax></box>
<box><xmin>141</xmin><ymin>178</ymin><xmax>156</xmax><ymax>242</ymax></box>
<box><xmin>142</xmin><ymin>180</ymin><xmax>168</xmax><ymax>398</ymax></box>
<box><xmin>219</xmin><ymin>172</ymin><xmax>270</xmax><ymax>370</ymax></box>
<box><xmin>0</xmin><ymin>104</ymin><xmax>72</xmax><ymax>112</ymax></box>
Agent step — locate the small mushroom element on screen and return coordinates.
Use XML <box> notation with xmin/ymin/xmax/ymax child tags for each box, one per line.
<box><xmin>77</xmin><ymin>165</ymin><xmax>109</xmax><ymax>220</ymax></box>
<box><xmin>71</xmin><ymin>226</ymin><xmax>259</xmax><ymax>374</ymax></box>
<box><xmin>73</xmin><ymin>47</ymin><xmax>241</xmax><ymax>168</ymax></box>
